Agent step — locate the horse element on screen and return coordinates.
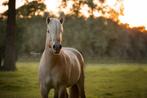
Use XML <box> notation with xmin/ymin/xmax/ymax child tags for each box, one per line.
<box><xmin>39</xmin><ymin>17</ymin><xmax>86</xmax><ymax>98</ymax></box>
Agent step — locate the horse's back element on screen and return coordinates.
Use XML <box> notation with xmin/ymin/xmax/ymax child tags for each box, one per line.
<box><xmin>63</xmin><ymin>47</ymin><xmax>84</xmax><ymax>62</ymax></box>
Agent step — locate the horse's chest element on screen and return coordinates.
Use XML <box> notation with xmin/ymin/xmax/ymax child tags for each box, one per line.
<box><xmin>45</xmin><ymin>66</ymin><xmax>67</xmax><ymax>86</ymax></box>
<box><xmin>46</xmin><ymin>64</ymin><xmax>80</xmax><ymax>87</ymax></box>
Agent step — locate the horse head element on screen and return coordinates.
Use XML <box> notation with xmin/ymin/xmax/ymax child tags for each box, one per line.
<box><xmin>46</xmin><ymin>17</ymin><xmax>64</xmax><ymax>54</ymax></box>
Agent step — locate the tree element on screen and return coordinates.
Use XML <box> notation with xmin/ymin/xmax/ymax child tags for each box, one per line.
<box><xmin>1</xmin><ymin>0</ymin><xmax>16</xmax><ymax>71</ymax></box>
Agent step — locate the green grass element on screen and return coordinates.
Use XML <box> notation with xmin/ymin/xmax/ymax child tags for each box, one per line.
<box><xmin>0</xmin><ymin>62</ymin><xmax>147</xmax><ymax>98</ymax></box>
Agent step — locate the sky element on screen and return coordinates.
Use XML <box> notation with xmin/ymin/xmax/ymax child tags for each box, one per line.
<box><xmin>0</xmin><ymin>0</ymin><xmax>147</xmax><ymax>29</ymax></box>
<box><xmin>0</xmin><ymin>0</ymin><xmax>23</xmax><ymax>12</ymax></box>
<box><xmin>119</xmin><ymin>0</ymin><xmax>147</xmax><ymax>29</ymax></box>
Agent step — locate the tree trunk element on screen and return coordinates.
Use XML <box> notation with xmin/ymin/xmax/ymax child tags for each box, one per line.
<box><xmin>2</xmin><ymin>0</ymin><xmax>16</xmax><ymax>71</ymax></box>
<box><xmin>0</xmin><ymin>46</ymin><xmax>4</xmax><ymax>68</ymax></box>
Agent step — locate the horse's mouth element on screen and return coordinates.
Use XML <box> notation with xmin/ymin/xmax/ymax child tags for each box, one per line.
<box><xmin>54</xmin><ymin>50</ymin><xmax>61</xmax><ymax>55</ymax></box>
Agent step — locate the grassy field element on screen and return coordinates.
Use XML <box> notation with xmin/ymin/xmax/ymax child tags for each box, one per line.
<box><xmin>0</xmin><ymin>61</ymin><xmax>147</xmax><ymax>98</ymax></box>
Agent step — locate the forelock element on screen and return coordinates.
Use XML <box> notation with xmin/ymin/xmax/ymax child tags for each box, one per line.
<box><xmin>48</xmin><ymin>18</ymin><xmax>62</xmax><ymax>33</ymax></box>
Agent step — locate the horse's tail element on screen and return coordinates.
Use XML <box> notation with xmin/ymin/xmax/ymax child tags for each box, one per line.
<box><xmin>79</xmin><ymin>62</ymin><xmax>86</xmax><ymax>98</ymax></box>
<box><xmin>78</xmin><ymin>50</ymin><xmax>86</xmax><ymax>98</ymax></box>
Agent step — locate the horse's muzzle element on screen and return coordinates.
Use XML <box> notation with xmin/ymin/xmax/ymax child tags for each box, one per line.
<box><xmin>53</xmin><ymin>43</ymin><xmax>62</xmax><ymax>54</ymax></box>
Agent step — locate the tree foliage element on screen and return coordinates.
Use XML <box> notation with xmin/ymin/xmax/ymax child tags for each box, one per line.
<box><xmin>17</xmin><ymin>1</ymin><xmax>46</xmax><ymax>18</ymax></box>
<box><xmin>60</xmin><ymin>0</ymin><xmax>124</xmax><ymax>21</ymax></box>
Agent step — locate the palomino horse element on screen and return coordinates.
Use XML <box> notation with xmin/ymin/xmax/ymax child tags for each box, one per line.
<box><xmin>39</xmin><ymin>17</ymin><xmax>86</xmax><ymax>98</ymax></box>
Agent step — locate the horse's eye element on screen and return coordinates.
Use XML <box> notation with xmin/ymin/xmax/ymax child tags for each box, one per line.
<box><xmin>48</xmin><ymin>30</ymin><xmax>50</xmax><ymax>33</ymax></box>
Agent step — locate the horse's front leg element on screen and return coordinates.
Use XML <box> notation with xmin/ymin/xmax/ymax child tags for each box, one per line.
<box><xmin>40</xmin><ymin>83</ymin><xmax>50</xmax><ymax>98</ymax></box>
<box><xmin>54</xmin><ymin>88</ymin><xmax>58</xmax><ymax>98</ymax></box>
<box><xmin>54</xmin><ymin>86</ymin><xmax>68</xmax><ymax>98</ymax></box>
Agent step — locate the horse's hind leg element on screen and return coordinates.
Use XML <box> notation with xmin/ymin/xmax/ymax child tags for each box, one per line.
<box><xmin>70</xmin><ymin>84</ymin><xmax>79</xmax><ymax>98</ymax></box>
<box><xmin>63</xmin><ymin>88</ymin><xmax>68</xmax><ymax>98</ymax></box>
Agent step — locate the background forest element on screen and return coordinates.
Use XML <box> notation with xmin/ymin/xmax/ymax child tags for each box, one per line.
<box><xmin>1</xmin><ymin>0</ymin><xmax>147</xmax><ymax>62</ymax></box>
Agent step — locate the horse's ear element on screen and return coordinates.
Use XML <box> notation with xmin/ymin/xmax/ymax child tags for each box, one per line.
<box><xmin>46</xmin><ymin>17</ymin><xmax>50</xmax><ymax>24</ymax></box>
<box><xmin>60</xmin><ymin>17</ymin><xmax>64</xmax><ymax>24</ymax></box>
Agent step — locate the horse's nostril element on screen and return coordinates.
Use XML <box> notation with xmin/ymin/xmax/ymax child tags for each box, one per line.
<box><xmin>53</xmin><ymin>44</ymin><xmax>56</xmax><ymax>49</ymax></box>
<box><xmin>59</xmin><ymin>45</ymin><xmax>62</xmax><ymax>49</ymax></box>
